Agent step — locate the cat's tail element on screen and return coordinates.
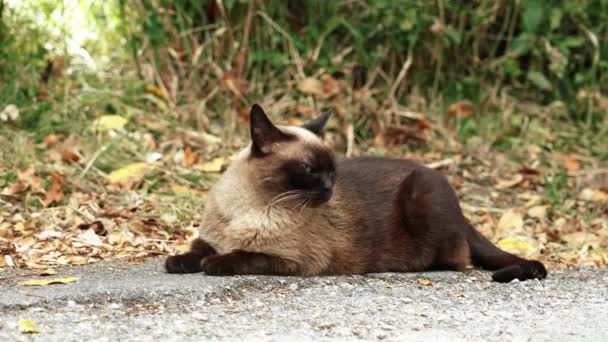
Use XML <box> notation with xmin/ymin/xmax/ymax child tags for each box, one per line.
<box><xmin>465</xmin><ymin>224</ymin><xmax>547</xmax><ymax>282</ymax></box>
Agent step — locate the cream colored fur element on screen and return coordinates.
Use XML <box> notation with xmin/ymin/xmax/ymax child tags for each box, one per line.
<box><xmin>199</xmin><ymin>126</ymin><xmax>352</xmax><ymax>275</ymax></box>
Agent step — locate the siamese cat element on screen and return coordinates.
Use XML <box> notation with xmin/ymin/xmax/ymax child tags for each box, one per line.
<box><xmin>165</xmin><ymin>104</ymin><xmax>547</xmax><ymax>282</ymax></box>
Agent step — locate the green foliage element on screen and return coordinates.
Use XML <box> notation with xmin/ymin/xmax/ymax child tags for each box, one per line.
<box><xmin>122</xmin><ymin>0</ymin><xmax>608</xmax><ymax>124</ymax></box>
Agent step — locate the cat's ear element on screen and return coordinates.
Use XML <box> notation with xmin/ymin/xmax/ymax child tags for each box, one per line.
<box><xmin>250</xmin><ymin>104</ymin><xmax>289</xmax><ymax>156</ymax></box>
<box><xmin>302</xmin><ymin>111</ymin><xmax>332</xmax><ymax>135</ymax></box>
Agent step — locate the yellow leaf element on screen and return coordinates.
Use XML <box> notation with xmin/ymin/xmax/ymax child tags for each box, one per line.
<box><xmin>18</xmin><ymin>277</ymin><xmax>79</xmax><ymax>286</ymax></box>
<box><xmin>497</xmin><ymin>210</ymin><xmax>524</xmax><ymax>233</ymax></box>
<box><xmin>171</xmin><ymin>184</ymin><xmax>198</xmax><ymax>196</ymax></box>
<box><xmin>416</xmin><ymin>278</ymin><xmax>433</xmax><ymax>286</ymax></box>
<box><xmin>106</xmin><ymin>163</ymin><xmax>150</xmax><ymax>184</ymax></box>
<box><xmin>18</xmin><ymin>319</ymin><xmax>39</xmax><ymax>334</ymax></box>
<box><xmin>497</xmin><ymin>237</ymin><xmax>532</xmax><ymax>254</ymax></box>
<box><xmin>199</xmin><ymin>157</ymin><xmax>225</xmax><ymax>173</ymax></box>
<box><xmin>42</xmin><ymin>268</ymin><xmax>58</xmax><ymax>276</ymax></box>
<box><xmin>91</xmin><ymin>115</ymin><xmax>128</xmax><ymax>131</ymax></box>
<box><xmin>146</xmin><ymin>84</ymin><xmax>166</xmax><ymax>98</ymax></box>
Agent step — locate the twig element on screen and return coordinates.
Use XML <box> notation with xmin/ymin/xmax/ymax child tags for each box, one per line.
<box><xmin>388</xmin><ymin>49</ymin><xmax>413</xmax><ymax>102</ymax></box>
<box><xmin>235</xmin><ymin>0</ymin><xmax>255</xmax><ymax>80</ymax></box>
<box><xmin>425</xmin><ymin>157</ymin><xmax>458</xmax><ymax>169</ymax></box>
<box><xmin>80</xmin><ymin>144</ymin><xmax>109</xmax><ymax>178</ymax></box>
<box><xmin>346</xmin><ymin>124</ymin><xmax>355</xmax><ymax>158</ymax></box>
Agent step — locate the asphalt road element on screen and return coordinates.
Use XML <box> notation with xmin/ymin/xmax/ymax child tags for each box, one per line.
<box><xmin>1</xmin><ymin>258</ymin><xmax>607</xmax><ymax>341</ymax></box>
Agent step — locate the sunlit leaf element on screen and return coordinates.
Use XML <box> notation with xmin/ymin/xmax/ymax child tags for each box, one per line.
<box><xmin>18</xmin><ymin>319</ymin><xmax>39</xmax><ymax>334</ymax></box>
<box><xmin>298</xmin><ymin>77</ymin><xmax>323</xmax><ymax>97</ymax></box>
<box><xmin>18</xmin><ymin>277</ymin><xmax>79</xmax><ymax>286</ymax></box>
<box><xmin>497</xmin><ymin>237</ymin><xmax>532</xmax><ymax>254</ymax></box>
<box><xmin>145</xmin><ymin>84</ymin><xmax>166</xmax><ymax>98</ymax></box>
<box><xmin>416</xmin><ymin>278</ymin><xmax>433</xmax><ymax>286</ymax></box>
<box><xmin>198</xmin><ymin>157</ymin><xmax>225</xmax><ymax>173</ymax></box>
<box><xmin>497</xmin><ymin>210</ymin><xmax>524</xmax><ymax>233</ymax></box>
<box><xmin>579</xmin><ymin>188</ymin><xmax>608</xmax><ymax>202</ymax></box>
<box><xmin>91</xmin><ymin>115</ymin><xmax>128</xmax><ymax>131</ymax></box>
<box><xmin>0</xmin><ymin>104</ymin><xmax>19</xmax><ymax>122</ymax></box>
<box><xmin>527</xmin><ymin>205</ymin><xmax>548</xmax><ymax>220</ymax></box>
<box><xmin>106</xmin><ymin>163</ymin><xmax>150</xmax><ymax>184</ymax></box>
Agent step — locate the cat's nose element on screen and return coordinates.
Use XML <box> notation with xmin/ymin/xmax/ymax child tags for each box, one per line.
<box><xmin>321</xmin><ymin>174</ymin><xmax>334</xmax><ymax>191</ymax></box>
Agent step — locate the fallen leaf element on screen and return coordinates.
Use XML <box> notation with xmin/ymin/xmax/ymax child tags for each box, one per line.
<box><xmin>321</xmin><ymin>74</ymin><xmax>340</xmax><ymax>97</ymax></box>
<box><xmin>416</xmin><ymin>278</ymin><xmax>433</xmax><ymax>286</ymax></box>
<box><xmin>447</xmin><ymin>100</ymin><xmax>474</xmax><ymax>118</ymax></box>
<box><xmin>0</xmin><ymin>104</ymin><xmax>19</xmax><ymax>122</ymax></box>
<box><xmin>562</xmin><ymin>231</ymin><xmax>601</xmax><ymax>248</ymax></box>
<box><xmin>182</xmin><ymin>144</ymin><xmax>200</xmax><ymax>167</ymax></box>
<box><xmin>145</xmin><ymin>152</ymin><xmax>163</xmax><ymax>164</ymax></box>
<box><xmin>579</xmin><ymin>188</ymin><xmax>608</xmax><ymax>202</ymax></box>
<box><xmin>42</xmin><ymin>172</ymin><xmax>65</xmax><ymax>207</ymax></box>
<box><xmin>220</xmin><ymin>69</ymin><xmax>247</xmax><ymax>96</ymax></box>
<box><xmin>519</xmin><ymin>166</ymin><xmax>540</xmax><ymax>176</ymax></box>
<box><xmin>77</xmin><ymin>229</ymin><xmax>103</xmax><ymax>247</ymax></box>
<box><xmin>527</xmin><ymin>205</ymin><xmax>548</xmax><ymax>220</ymax></box>
<box><xmin>201</xmin><ymin>132</ymin><xmax>222</xmax><ymax>145</ymax></box>
<box><xmin>292</xmin><ymin>104</ymin><xmax>315</xmax><ymax>118</ymax></box>
<box><xmin>171</xmin><ymin>184</ymin><xmax>199</xmax><ymax>197</ymax></box>
<box><xmin>18</xmin><ymin>277</ymin><xmax>79</xmax><ymax>286</ymax></box>
<box><xmin>417</xmin><ymin>118</ymin><xmax>432</xmax><ymax>130</ymax></box>
<box><xmin>146</xmin><ymin>84</ymin><xmax>166</xmax><ymax>98</ymax></box>
<box><xmin>59</xmin><ymin>136</ymin><xmax>82</xmax><ymax>163</ymax></box>
<box><xmin>41</xmin><ymin>268</ymin><xmax>58</xmax><ymax>276</ymax></box>
<box><xmin>374</xmin><ymin>126</ymin><xmax>425</xmax><ymax>147</ymax></box>
<box><xmin>106</xmin><ymin>163</ymin><xmax>150</xmax><ymax>184</ymax></box>
<box><xmin>497</xmin><ymin>237</ymin><xmax>533</xmax><ymax>254</ymax></box>
<box><xmin>3</xmin><ymin>167</ymin><xmax>44</xmax><ymax>196</ymax></box>
<box><xmin>43</xmin><ymin>134</ymin><xmax>61</xmax><ymax>147</ymax></box>
<box><xmin>298</xmin><ymin>77</ymin><xmax>323</xmax><ymax>97</ymax></box>
<box><xmin>199</xmin><ymin>157</ymin><xmax>225</xmax><ymax>173</ymax></box>
<box><xmin>18</xmin><ymin>319</ymin><xmax>39</xmax><ymax>334</ymax></box>
<box><xmin>497</xmin><ymin>210</ymin><xmax>524</xmax><ymax>233</ymax></box>
<box><xmin>77</xmin><ymin>221</ymin><xmax>106</xmax><ymax>235</ymax></box>
<box><xmin>4</xmin><ymin>255</ymin><xmax>15</xmax><ymax>267</ymax></box>
<box><xmin>496</xmin><ymin>174</ymin><xmax>524</xmax><ymax>189</ymax></box>
<box><xmin>91</xmin><ymin>115</ymin><xmax>128</xmax><ymax>131</ymax></box>
<box><xmin>563</xmin><ymin>154</ymin><xmax>580</xmax><ymax>174</ymax></box>
<box><xmin>288</xmin><ymin>117</ymin><xmax>304</xmax><ymax>126</ymax></box>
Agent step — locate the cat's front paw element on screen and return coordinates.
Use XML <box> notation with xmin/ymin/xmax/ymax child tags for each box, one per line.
<box><xmin>201</xmin><ymin>255</ymin><xmax>237</xmax><ymax>276</ymax></box>
<box><xmin>165</xmin><ymin>252</ymin><xmax>204</xmax><ymax>273</ymax></box>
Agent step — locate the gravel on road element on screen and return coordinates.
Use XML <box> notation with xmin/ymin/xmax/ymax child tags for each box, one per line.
<box><xmin>1</xmin><ymin>258</ymin><xmax>607</xmax><ymax>341</ymax></box>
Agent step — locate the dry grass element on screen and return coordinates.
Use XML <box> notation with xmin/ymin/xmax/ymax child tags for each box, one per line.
<box><xmin>1</xmin><ymin>0</ymin><xmax>607</xmax><ymax>272</ymax></box>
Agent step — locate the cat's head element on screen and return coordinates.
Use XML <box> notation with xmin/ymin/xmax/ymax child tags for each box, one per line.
<box><xmin>246</xmin><ymin>104</ymin><xmax>336</xmax><ymax>208</ymax></box>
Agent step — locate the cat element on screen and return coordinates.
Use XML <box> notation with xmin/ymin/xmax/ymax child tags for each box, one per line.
<box><xmin>165</xmin><ymin>104</ymin><xmax>547</xmax><ymax>282</ymax></box>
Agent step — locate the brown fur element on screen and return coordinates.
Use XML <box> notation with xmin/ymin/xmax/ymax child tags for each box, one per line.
<box><xmin>166</xmin><ymin>104</ymin><xmax>547</xmax><ymax>282</ymax></box>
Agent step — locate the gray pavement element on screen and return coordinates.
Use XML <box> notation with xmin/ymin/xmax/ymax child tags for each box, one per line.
<box><xmin>1</xmin><ymin>258</ymin><xmax>607</xmax><ymax>341</ymax></box>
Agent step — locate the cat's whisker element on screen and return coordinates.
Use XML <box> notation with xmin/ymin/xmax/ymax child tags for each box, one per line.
<box><xmin>265</xmin><ymin>190</ymin><xmax>305</xmax><ymax>211</ymax></box>
<box><xmin>292</xmin><ymin>198</ymin><xmax>308</xmax><ymax>214</ymax></box>
<box><xmin>299</xmin><ymin>199</ymin><xmax>311</xmax><ymax>215</ymax></box>
<box><xmin>256</xmin><ymin>176</ymin><xmax>275</xmax><ymax>186</ymax></box>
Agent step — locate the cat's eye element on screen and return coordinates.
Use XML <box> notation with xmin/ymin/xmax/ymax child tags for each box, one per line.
<box><xmin>302</xmin><ymin>163</ymin><xmax>313</xmax><ymax>173</ymax></box>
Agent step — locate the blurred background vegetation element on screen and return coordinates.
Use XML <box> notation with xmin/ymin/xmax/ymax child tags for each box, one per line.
<box><xmin>0</xmin><ymin>0</ymin><xmax>607</xmax><ymax>198</ymax></box>
<box><xmin>1</xmin><ymin>0</ymin><xmax>607</xmax><ymax>269</ymax></box>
